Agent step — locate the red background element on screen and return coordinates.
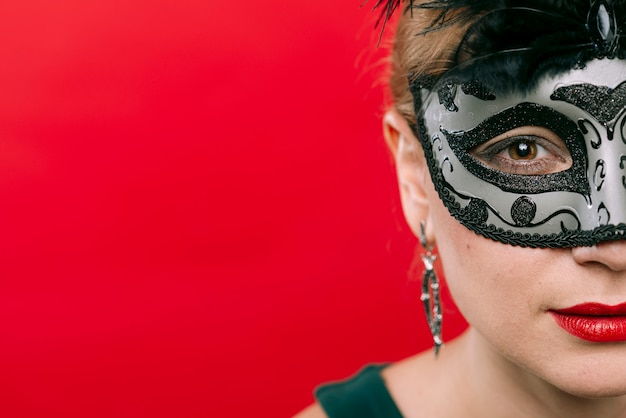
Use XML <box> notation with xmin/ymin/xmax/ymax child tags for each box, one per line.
<box><xmin>0</xmin><ymin>1</ymin><xmax>467</xmax><ymax>417</ymax></box>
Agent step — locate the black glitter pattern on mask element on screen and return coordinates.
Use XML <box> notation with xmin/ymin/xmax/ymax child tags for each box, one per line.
<box><xmin>452</xmin><ymin>178</ymin><xmax>580</xmax><ymax>230</ymax></box>
<box><xmin>441</xmin><ymin>103</ymin><xmax>589</xmax><ymax>195</ymax></box>
<box><xmin>511</xmin><ymin>196</ymin><xmax>537</xmax><ymax>227</ymax></box>
<box><xmin>463</xmin><ymin>199</ymin><xmax>488</xmax><ymax>224</ymax></box>
<box><xmin>437</xmin><ymin>82</ymin><xmax>459</xmax><ymax>112</ymax></box>
<box><xmin>461</xmin><ymin>80</ymin><xmax>496</xmax><ymax>101</ymax></box>
<box><xmin>551</xmin><ymin>82</ymin><xmax>626</xmax><ymax>139</ymax></box>
<box><xmin>435</xmin><ymin>79</ymin><xmax>495</xmax><ymax>113</ymax></box>
<box><xmin>412</xmin><ymin>109</ymin><xmax>626</xmax><ymax>248</ymax></box>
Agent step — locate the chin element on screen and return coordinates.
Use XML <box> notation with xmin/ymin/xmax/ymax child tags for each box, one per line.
<box><xmin>554</xmin><ymin>374</ymin><xmax>626</xmax><ymax>399</ymax></box>
<box><xmin>518</xmin><ymin>345</ymin><xmax>626</xmax><ymax>401</ymax></box>
<box><xmin>564</xmin><ymin>386</ymin><xmax>626</xmax><ymax>400</ymax></box>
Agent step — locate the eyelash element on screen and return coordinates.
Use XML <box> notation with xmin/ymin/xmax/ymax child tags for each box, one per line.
<box><xmin>471</xmin><ymin>134</ymin><xmax>571</xmax><ymax>175</ymax></box>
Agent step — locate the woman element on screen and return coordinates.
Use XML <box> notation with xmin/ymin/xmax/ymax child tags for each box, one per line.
<box><xmin>298</xmin><ymin>0</ymin><xmax>626</xmax><ymax>416</ymax></box>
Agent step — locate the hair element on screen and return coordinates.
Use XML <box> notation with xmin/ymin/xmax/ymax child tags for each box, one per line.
<box><xmin>388</xmin><ymin>5</ymin><xmax>472</xmax><ymax>124</ymax></box>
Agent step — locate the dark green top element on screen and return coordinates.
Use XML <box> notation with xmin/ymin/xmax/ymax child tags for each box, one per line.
<box><xmin>315</xmin><ymin>364</ymin><xmax>404</xmax><ymax>418</ymax></box>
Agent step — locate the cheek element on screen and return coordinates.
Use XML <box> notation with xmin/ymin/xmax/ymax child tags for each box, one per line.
<box><xmin>435</xmin><ymin>216</ymin><xmax>508</xmax><ymax>328</ymax></box>
<box><xmin>428</xmin><ymin>192</ymin><xmax>549</xmax><ymax>336</ymax></box>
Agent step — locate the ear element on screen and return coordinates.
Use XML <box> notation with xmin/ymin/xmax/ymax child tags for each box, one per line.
<box><xmin>383</xmin><ymin>109</ymin><xmax>436</xmax><ymax>245</ymax></box>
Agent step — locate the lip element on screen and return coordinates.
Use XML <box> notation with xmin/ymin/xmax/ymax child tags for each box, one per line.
<box><xmin>550</xmin><ymin>303</ymin><xmax>626</xmax><ymax>343</ymax></box>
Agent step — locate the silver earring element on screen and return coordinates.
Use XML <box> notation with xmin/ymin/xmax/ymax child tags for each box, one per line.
<box><xmin>419</xmin><ymin>220</ymin><xmax>443</xmax><ymax>357</ymax></box>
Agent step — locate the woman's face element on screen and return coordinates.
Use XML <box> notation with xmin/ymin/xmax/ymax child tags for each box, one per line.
<box><xmin>385</xmin><ymin>60</ymin><xmax>626</xmax><ymax>396</ymax></box>
<box><xmin>384</xmin><ymin>0</ymin><xmax>626</xmax><ymax>401</ymax></box>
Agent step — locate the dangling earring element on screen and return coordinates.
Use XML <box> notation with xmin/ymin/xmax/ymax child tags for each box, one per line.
<box><xmin>419</xmin><ymin>220</ymin><xmax>443</xmax><ymax>357</ymax></box>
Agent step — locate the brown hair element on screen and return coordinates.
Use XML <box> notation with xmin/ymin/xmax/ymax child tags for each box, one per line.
<box><xmin>388</xmin><ymin>6</ymin><xmax>474</xmax><ymax>124</ymax></box>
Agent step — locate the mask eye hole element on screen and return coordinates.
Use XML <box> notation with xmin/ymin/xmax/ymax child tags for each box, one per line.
<box><xmin>470</xmin><ymin>126</ymin><xmax>573</xmax><ymax>175</ymax></box>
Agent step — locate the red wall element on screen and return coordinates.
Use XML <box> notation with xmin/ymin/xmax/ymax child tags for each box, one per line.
<box><xmin>0</xmin><ymin>1</ymin><xmax>467</xmax><ymax>417</ymax></box>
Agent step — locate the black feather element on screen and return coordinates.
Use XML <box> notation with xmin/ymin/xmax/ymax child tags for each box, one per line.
<box><xmin>364</xmin><ymin>0</ymin><xmax>413</xmax><ymax>44</ymax></box>
<box><xmin>380</xmin><ymin>1</ymin><xmax>626</xmax><ymax>94</ymax></box>
<box><xmin>443</xmin><ymin>1</ymin><xmax>626</xmax><ymax>94</ymax></box>
<box><xmin>365</xmin><ymin>1</ymin><xmax>626</xmax><ymax>94</ymax></box>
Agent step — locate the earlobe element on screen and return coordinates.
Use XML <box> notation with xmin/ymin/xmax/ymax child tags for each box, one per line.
<box><xmin>383</xmin><ymin>109</ymin><xmax>434</xmax><ymax>243</ymax></box>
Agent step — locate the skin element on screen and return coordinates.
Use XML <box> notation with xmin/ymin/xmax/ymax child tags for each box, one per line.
<box><xmin>296</xmin><ymin>109</ymin><xmax>626</xmax><ymax>418</ymax></box>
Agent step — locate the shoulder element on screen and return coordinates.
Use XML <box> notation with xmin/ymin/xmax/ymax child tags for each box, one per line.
<box><xmin>293</xmin><ymin>403</ymin><xmax>327</xmax><ymax>418</ymax></box>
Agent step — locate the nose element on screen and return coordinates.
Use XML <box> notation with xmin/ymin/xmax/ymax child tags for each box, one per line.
<box><xmin>571</xmin><ymin>240</ymin><xmax>626</xmax><ymax>272</ymax></box>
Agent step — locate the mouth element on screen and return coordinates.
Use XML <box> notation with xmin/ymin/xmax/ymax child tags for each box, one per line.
<box><xmin>550</xmin><ymin>303</ymin><xmax>626</xmax><ymax>343</ymax></box>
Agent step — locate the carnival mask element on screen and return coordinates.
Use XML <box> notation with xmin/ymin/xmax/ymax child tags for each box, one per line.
<box><xmin>396</xmin><ymin>0</ymin><xmax>626</xmax><ymax>247</ymax></box>
<box><xmin>414</xmin><ymin>59</ymin><xmax>626</xmax><ymax>247</ymax></box>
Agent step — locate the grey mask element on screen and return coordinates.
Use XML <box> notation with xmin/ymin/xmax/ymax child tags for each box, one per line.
<box><xmin>413</xmin><ymin>58</ymin><xmax>626</xmax><ymax>248</ymax></box>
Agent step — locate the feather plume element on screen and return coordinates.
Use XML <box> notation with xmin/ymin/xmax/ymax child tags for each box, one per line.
<box><xmin>364</xmin><ymin>0</ymin><xmax>504</xmax><ymax>39</ymax></box>
<box><xmin>365</xmin><ymin>1</ymin><xmax>626</xmax><ymax>94</ymax></box>
<box><xmin>444</xmin><ymin>1</ymin><xmax>626</xmax><ymax>94</ymax></box>
<box><xmin>364</xmin><ymin>0</ymin><xmax>412</xmax><ymax>44</ymax></box>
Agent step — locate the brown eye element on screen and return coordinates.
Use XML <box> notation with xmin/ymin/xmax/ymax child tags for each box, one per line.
<box><xmin>508</xmin><ymin>141</ymin><xmax>537</xmax><ymax>160</ymax></box>
<box><xmin>470</xmin><ymin>127</ymin><xmax>572</xmax><ymax>175</ymax></box>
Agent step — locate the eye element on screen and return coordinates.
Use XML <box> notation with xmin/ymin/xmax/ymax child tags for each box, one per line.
<box><xmin>470</xmin><ymin>127</ymin><xmax>573</xmax><ymax>175</ymax></box>
<box><xmin>508</xmin><ymin>141</ymin><xmax>538</xmax><ymax>160</ymax></box>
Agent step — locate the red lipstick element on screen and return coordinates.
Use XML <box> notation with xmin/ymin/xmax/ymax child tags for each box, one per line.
<box><xmin>550</xmin><ymin>303</ymin><xmax>626</xmax><ymax>343</ymax></box>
